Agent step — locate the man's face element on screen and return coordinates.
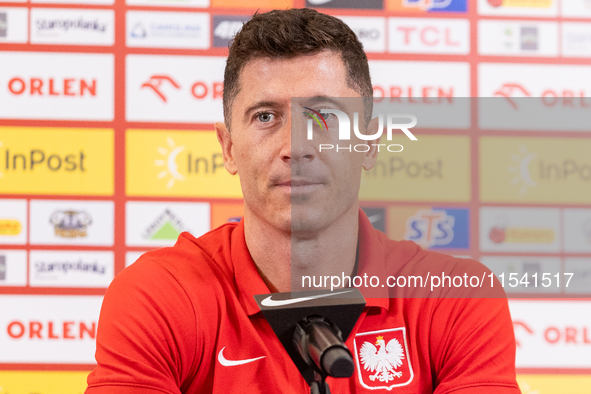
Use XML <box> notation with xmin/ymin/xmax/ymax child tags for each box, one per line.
<box><xmin>216</xmin><ymin>51</ymin><xmax>378</xmax><ymax>234</ymax></box>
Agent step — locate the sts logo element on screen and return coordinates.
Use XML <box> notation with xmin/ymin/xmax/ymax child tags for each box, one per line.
<box><xmin>402</xmin><ymin>208</ymin><xmax>469</xmax><ymax>249</ymax></box>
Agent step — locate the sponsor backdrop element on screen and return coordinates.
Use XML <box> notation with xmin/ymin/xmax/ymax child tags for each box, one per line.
<box><xmin>1</xmin><ymin>0</ymin><xmax>590</xmax><ymax>392</ymax></box>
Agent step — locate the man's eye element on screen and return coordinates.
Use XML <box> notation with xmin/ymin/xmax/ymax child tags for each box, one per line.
<box><xmin>257</xmin><ymin>113</ymin><xmax>274</xmax><ymax>123</ymax></box>
<box><xmin>319</xmin><ymin>112</ymin><xmax>333</xmax><ymax>120</ymax></box>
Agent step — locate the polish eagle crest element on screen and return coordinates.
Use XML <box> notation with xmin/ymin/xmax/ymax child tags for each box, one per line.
<box><xmin>359</xmin><ymin>335</ymin><xmax>405</xmax><ymax>383</ymax></box>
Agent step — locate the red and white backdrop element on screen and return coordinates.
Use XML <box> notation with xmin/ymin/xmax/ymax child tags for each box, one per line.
<box><xmin>1</xmin><ymin>0</ymin><xmax>591</xmax><ymax>392</ymax></box>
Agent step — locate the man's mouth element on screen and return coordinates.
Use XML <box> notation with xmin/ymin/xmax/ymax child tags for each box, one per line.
<box><xmin>275</xmin><ymin>179</ymin><xmax>324</xmax><ymax>195</ymax></box>
<box><xmin>277</xmin><ymin>180</ymin><xmax>321</xmax><ymax>187</ymax></box>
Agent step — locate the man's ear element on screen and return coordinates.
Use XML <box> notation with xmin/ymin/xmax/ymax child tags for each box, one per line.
<box><xmin>215</xmin><ymin>122</ymin><xmax>238</xmax><ymax>175</ymax></box>
<box><xmin>361</xmin><ymin>116</ymin><xmax>381</xmax><ymax>171</ymax></box>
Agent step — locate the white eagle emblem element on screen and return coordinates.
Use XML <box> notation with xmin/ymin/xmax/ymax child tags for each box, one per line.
<box><xmin>359</xmin><ymin>335</ymin><xmax>405</xmax><ymax>383</ymax></box>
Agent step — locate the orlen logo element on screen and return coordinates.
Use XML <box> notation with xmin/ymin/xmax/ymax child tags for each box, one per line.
<box><xmin>513</xmin><ymin>320</ymin><xmax>591</xmax><ymax>347</ymax></box>
<box><xmin>7</xmin><ymin>320</ymin><xmax>96</xmax><ymax>340</ymax></box>
<box><xmin>304</xmin><ymin>108</ymin><xmax>417</xmax><ymax>153</ymax></box>
<box><xmin>373</xmin><ymin>84</ymin><xmax>454</xmax><ymax>103</ymax></box>
<box><xmin>494</xmin><ymin>83</ymin><xmax>591</xmax><ymax>109</ymax></box>
<box><xmin>8</xmin><ymin>77</ymin><xmax>97</xmax><ymax>97</ymax></box>
<box><xmin>141</xmin><ymin>74</ymin><xmax>222</xmax><ymax>102</ymax></box>
<box><xmin>142</xmin><ymin>75</ymin><xmax>181</xmax><ymax>102</ymax></box>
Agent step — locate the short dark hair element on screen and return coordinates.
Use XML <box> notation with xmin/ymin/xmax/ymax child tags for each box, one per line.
<box><xmin>223</xmin><ymin>8</ymin><xmax>373</xmax><ymax>127</ymax></box>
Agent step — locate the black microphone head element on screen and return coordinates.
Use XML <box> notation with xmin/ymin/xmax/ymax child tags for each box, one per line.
<box><xmin>322</xmin><ymin>346</ymin><xmax>354</xmax><ymax>377</ymax></box>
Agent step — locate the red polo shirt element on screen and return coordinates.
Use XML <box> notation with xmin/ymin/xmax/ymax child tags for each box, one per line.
<box><xmin>86</xmin><ymin>211</ymin><xmax>519</xmax><ymax>393</ymax></box>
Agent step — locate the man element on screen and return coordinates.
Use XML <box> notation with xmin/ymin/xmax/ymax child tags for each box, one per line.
<box><xmin>86</xmin><ymin>8</ymin><xmax>519</xmax><ymax>393</ymax></box>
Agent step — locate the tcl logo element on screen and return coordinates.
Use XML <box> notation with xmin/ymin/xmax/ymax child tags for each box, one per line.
<box><xmin>495</xmin><ymin>83</ymin><xmax>591</xmax><ymax>109</ymax></box>
<box><xmin>7</xmin><ymin>320</ymin><xmax>96</xmax><ymax>340</ymax></box>
<box><xmin>373</xmin><ymin>84</ymin><xmax>454</xmax><ymax>103</ymax></box>
<box><xmin>389</xmin><ymin>18</ymin><xmax>469</xmax><ymax>55</ymax></box>
<box><xmin>8</xmin><ymin>77</ymin><xmax>97</xmax><ymax>96</ymax></box>
<box><xmin>396</xmin><ymin>25</ymin><xmax>460</xmax><ymax>47</ymax></box>
<box><xmin>141</xmin><ymin>75</ymin><xmax>223</xmax><ymax>102</ymax></box>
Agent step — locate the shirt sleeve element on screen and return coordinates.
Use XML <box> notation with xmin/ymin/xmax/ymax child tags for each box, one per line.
<box><xmin>430</xmin><ymin>261</ymin><xmax>520</xmax><ymax>394</ymax></box>
<box><xmin>85</xmin><ymin>257</ymin><xmax>199</xmax><ymax>394</ymax></box>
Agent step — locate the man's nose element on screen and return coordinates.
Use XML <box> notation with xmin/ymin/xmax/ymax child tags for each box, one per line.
<box><xmin>282</xmin><ymin>112</ymin><xmax>317</xmax><ymax>163</ymax></box>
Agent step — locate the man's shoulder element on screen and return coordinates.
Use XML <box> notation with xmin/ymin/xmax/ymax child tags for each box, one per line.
<box><xmin>120</xmin><ymin>222</ymin><xmax>241</xmax><ymax>292</ymax></box>
<box><xmin>370</xmin><ymin>229</ymin><xmax>499</xmax><ymax>298</ymax></box>
<box><xmin>374</xmin><ymin>229</ymin><xmax>485</xmax><ymax>273</ymax></box>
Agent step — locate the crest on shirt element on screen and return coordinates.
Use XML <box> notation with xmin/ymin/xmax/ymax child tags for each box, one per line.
<box><xmin>353</xmin><ymin>327</ymin><xmax>414</xmax><ymax>390</ymax></box>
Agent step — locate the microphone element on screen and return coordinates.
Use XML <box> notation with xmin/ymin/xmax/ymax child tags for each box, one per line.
<box><xmin>254</xmin><ymin>288</ymin><xmax>366</xmax><ymax>394</ymax></box>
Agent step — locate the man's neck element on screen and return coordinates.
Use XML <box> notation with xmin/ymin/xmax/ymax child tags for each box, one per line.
<box><xmin>243</xmin><ymin>205</ymin><xmax>359</xmax><ymax>293</ymax></box>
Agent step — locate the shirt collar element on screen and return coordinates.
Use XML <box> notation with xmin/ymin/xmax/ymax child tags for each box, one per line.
<box><xmin>232</xmin><ymin>208</ymin><xmax>390</xmax><ymax>316</ymax></box>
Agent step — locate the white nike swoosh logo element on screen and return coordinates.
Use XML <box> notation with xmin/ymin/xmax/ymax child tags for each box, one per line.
<box><xmin>260</xmin><ymin>290</ymin><xmax>355</xmax><ymax>307</ymax></box>
<box><xmin>217</xmin><ymin>347</ymin><xmax>266</xmax><ymax>367</ymax></box>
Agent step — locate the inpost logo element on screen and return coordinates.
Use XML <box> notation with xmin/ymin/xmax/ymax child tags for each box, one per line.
<box><xmin>126</xmin><ymin>130</ymin><xmax>242</xmax><ymax>198</ymax></box>
<box><xmin>481</xmin><ymin>137</ymin><xmax>591</xmax><ymax>203</ymax></box>
<box><xmin>360</xmin><ymin>135</ymin><xmax>470</xmax><ymax>202</ymax></box>
<box><xmin>0</xmin><ymin>128</ymin><xmax>113</xmax><ymax>195</ymax></box>
<box><xmin>304</xmin><ymin>107</ymin><xmax>418</xmax><ymax>153</ymax></box>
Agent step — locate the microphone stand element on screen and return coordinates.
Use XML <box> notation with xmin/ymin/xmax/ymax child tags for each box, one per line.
<box><xmin>310</xmin><ymin>371</ymin><xmax>331</xmax><ymax>394</ymax></box>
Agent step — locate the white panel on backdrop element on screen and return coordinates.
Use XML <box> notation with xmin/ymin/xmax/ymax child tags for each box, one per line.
<box><xmin>0</xmin><ymin>199</ymin><xmax>27</xmax><ymax>245</ymax></box>
<box><xmin>126</xmin><ymin>11</ymin><xmax>210</xmax><ymax>49</ymax></box>
<box><xmin>0</xmin><ymin>295</ymin><xmax>103</xmax><ymax>363</ymax></box>
<box><xmin>509</xmin><ymin>300</ymin><xmax>591</xmax><ymax>368</ymax></box>
<box><xmin>564</xmin><ymin>209</ymin><xmax>591</xmax><ymax>253</ymax></box>
<box><xmin>126</xmin><ymin>55</ymin><xmax>225</xmax><ymax>123</ymax></box>
<box><xmin>0</xmin><ymin>52</ymin><xmax>114</xmax><ymax>121</ymax></box>
<box><xmin>30</xmin><ymin>8</ymin><xmax>114</xmax><ymax>46</ymax></box>
<box><xmin>126</xmin><ymin>0</ymin><xmax>209</xmax><ymax>7</ymax></box>
<box><xmin>369</xmin><ymin>60</ymin><xmax>470</xmax><ymax>98</ymax></box>
<box><xmin>30</xmin><ymin>200</ymin><xmax>114</xmax><ymax>246</ymax></box>
<box><xmin>125</xmin><ymin>251</ymin><xmax>146</xmax><ymax>267</ymax></box>
<box><xmin>478</xmin><ymin>20</ymin><xmax>558</xmax><ymax>57</ymax></box>
<box><xmin>126</xmin><ymin>201</ymin><xmax>210</xmax><ymax>247</ymax></box>
<box><xmin>562</xmin><ymin>0</ymin><xmax>591</xmax><ymax>18</ymax></box>
<box><xmin>479</xmin><ymin>62</ymin><xmax>591</xmax><ymax>97</ymax></box>
<box><xmin>389</xmin><ymin>17</ymin><xmax>469</xmax><ymax>55</ymax></box>
<box><xmin>369</xmin><ymin>60</ymin><xmax>470</xmax><ymax>129</ymax></box>
<box><xmin>0</xmin><ymin>250</ymin><xmax>27</xmax><ymax>287</ymax></box>
<box><xmin>481</xmin><ymin>256</ymin><xmax>562</xmax><ymax>294</ymax></box>
<box><xmin>479</xmin><ymin>207</ymin><xmax>561</xmax><ymax>253</ymax></box>
<box><xmin>338</xmin><ymin>16</ymin><xmax>386</xmax><ymax>53</ymax></box>
<box><xmin>478</xmin><ymin>63</ymin><xmax>591</xmax><ymax>131</ymax></box>
<box><xmin>477</xmin><ymin>0</ymin><xmax>558</xmax><ymax>17</ymax></box>
<box><xmin>562</xmin><ymin>22</ymin><xmax>591</xmax><ymax>58</ymax></box>
<box><xmin>0</xmin><ymin>7</ymin><xmax>28</xmax><ymax>43</ymax></box>
<box><xmin>564</xmin><ymin>258</ymin><xmax>591</xmax><ymax>295</ymax></box>
<box><xmin>29</xmin><ymin>250</ymin><xmax>114</xmax><ymax>288</ymax></box>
